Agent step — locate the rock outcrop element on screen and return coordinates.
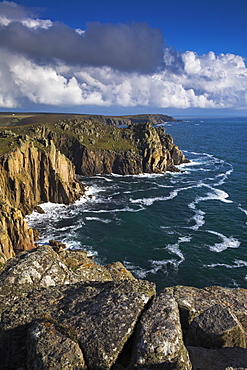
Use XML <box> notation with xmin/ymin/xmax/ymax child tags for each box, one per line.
<box><xmin>39</xmin><ymin>119</ymin><xmax>189</xmax><ymax>176</ymax></box>
<box><xmin>0</xmin><ymin>136</ymin><xmax>85</xmax><ymax>263</ymax></box>
<box><xmin>0</xmin><ymin>118</ymin><xmax>188</xmax><ymax>262</ymax></box>
<box><xmin>0</xmin><ymin>246</ymin><xmax>247</xmax><ymax>370</ymax></box>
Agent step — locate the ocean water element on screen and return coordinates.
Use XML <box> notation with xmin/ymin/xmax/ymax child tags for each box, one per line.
<box><xmin>25</xmin><ymin>117</ymin><xmax>247</xmax><ymax>291</ymax></box>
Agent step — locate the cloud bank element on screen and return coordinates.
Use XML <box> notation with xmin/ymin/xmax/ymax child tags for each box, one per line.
<box><xmin>0</xmin><ymin>1</ymin><xmax>246</xmax><ymax>111</ymax></box>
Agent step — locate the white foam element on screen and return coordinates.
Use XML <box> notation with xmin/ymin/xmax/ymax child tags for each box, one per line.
<box><xmin>238</xmin><ymin>205</ymin><xmax>247</xmax><ymax>224</ymax></box>
<box><xmin>238</xmin><ymin>205</ymin><xmax>247</xmax><ymax>216</ymax></box>
<box><xmin>204</xmin><ymin>260</ymin><xmax>247</xmax><ymax>269</ymax></box>
<box><xmin>83</xmin><ymin>204</ymin><xmax>145</xmax><ymax>213</ymax></box>
<box><xmin>195</xmin><ymin>187</ymin><xmax>232</xmax><ymax>204</ymax></box>
<box><xmin>166</xmin><ymin>243</ymin><xmax>184</xmax><ymax>261</ymax></box>
<box><xmin>130</xmin><ymin>189</ymin><xmax>179</xmax><ymax>207</ymax></box>
<box><xmin>123</xmin><ymin>261</ymin><xmax>150</xmax><ymax>279</ymax></box>
<box><xmin>207</xmin><ymin>230</ymin><xmax>241</xmax><ymax>253</ymax></box>
<box><xmin>25</xmin><ymin>202</ymin><xmax>71</xmax><ymax>227</ymax></box>
<box><xmin>178</xmin><ymin>236</ymin><xmax>192</xmax><ymax>243</ymax></box>
<box><xmin>213</xmin><ymin>166</ymin><xmax>234</xmax><ymax>186</ymax></box>
<box><xmin>190</xmin><ymin>209</ymin><xmax>205</xmax><ymax>231</ymax></box>
<box><xmin>85</xmin><ymin>217</ymin><xmax>111</xmax><ymax>223</ymax></box>
<box><xmin>149</xmin><ymin>258</ymin><xmax>179</xmax><ymax>272</ymax></box>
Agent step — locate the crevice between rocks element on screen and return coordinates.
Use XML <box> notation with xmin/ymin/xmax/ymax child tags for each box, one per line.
<box><xmin>110</xmin><ymin>294</ymin><xmax>156</xmax><ymax>370</ymax></box>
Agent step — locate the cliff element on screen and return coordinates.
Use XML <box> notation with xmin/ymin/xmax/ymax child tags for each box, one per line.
<box><xmin>0</xmin><ymin>115</ymin><xmax>246</xmax><ymax>369</ymax></box>
<box><xmin>0</xmin><ymin>245</ymin><xmax>246</xmax><ymax>369</ymax></box>
<box><xmin>26</xmin><ymin>119</ymin><xmax>188</xmax><ymax>176</ymax></box>
<box><xmin>0</xmin><ymin>118</ymin><xmax>188</xmax><ymax>263</ymax></box>
<box><xmin>0</xmin><ymin>133</ymin><xmax>85</xmax><ymax>264</ymax></box>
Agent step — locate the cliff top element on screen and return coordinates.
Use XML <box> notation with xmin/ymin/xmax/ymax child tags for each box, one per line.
<box><xmin>0</xmin><ymin>112</ymin><xmax>177</xmax><ymax>128</ymax></box>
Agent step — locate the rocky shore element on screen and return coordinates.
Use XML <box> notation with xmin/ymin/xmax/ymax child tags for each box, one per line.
<box><xmin>0</xmin><ymin>117</ymin><xmax>188</xmax><ymax>263</ymax></box>
<box><xmin>0</xmin><ymin>244</ymin><xmax>247</xmax><ymax>369</ymax></box>
<box><xmin>0</xmin><ymin>115</ymin><xmax>246</xmax><ymax>369</ymax></box>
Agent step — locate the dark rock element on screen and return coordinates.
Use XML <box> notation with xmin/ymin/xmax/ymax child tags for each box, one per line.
<box><xmin>187</xmin><ymin>346</ymin><xmax>247</xmax><ymax>370</ymax></box>
<box><xmin>60</xmin><ymin>249</ymin><xmax>113</xmax><ymax>282</ymax></box>
<box><xmin>0</xmin><ymin>245</ymin><xmax>114</xmax><ymax>307</ymax></box>
<box><xmin>1</xmin><ymin>279</ymin><xmax>155</xmax><ymax>370</ymax></box>
<box><xmin>34</xmin><ymin>205</ymin><xmax>45</xmax><ymax>214</ymax></box>
<box><xmin>173</xmin><ymin>285</ymin><xmax>247</xmax><ymax>337</ymax></box>
<box><xmin>27</xmin><ymin>321</ymin><xmax>87</xmax><ymax>369</ymax></box>
<box><xmin>49</xmin><ymin>239</ymin><xmax>67</xmax><ymax>252</ymax></box>
<box><xmin>186</xmin><ymin>304</ymin><xmax>247</xmax><ymax>348</ymax></box>
<box><xmin>105</xmin><ymin>261</ymin><xmax>135</xmax><ymax>280</ymax></box>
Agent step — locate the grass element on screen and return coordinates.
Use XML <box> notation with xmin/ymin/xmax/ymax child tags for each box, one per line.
<box><xmin>0</xmin><ymin>115</ymin><xmax>140</xmax><ymax>155</ymax></box>
<box><xmin>0</xmin><ymin>137</ymin><xmax>18</xmax><ymax>154</ymax></box>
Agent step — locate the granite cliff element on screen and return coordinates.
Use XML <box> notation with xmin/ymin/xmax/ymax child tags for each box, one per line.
<box><xmin>22</xmin><ymin>118</ymin><xmax>188</xmax><ymax>176</ymax></box>
<box><xmin>0</xmin><ymin>131</ymin><xmax>85</xmax><ymax>265</ymax></box>
<box><xmin>0</xmin><ymin>245</ymin><xmax>246</xmax><ymax>369</ymax></box>
<box><xmin>0</xmin><ymin>117</ymin><xmax>188</xmax><ymax>263</ymax></box>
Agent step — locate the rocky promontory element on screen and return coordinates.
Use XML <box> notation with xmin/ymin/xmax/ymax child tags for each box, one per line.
<box><xmin>0</xmin><ymin>245</ymin><xmax>247</xmax><ymax>369</ymax></box>
<box><xmin>0</xmin><ymin>116</ymin><xmax>188</xmax><ymax>263</ymax></box>
<box><xmin>1</xmin><ymin>114</ymin><xmax>246</xmax><ymax>369</ymax></box>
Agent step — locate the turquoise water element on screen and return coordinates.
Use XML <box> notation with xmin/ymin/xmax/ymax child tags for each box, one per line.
<box><xmin>26</xmin><ymin>118</ymin><xmax>247</xmax><ymax>291</ymax></box>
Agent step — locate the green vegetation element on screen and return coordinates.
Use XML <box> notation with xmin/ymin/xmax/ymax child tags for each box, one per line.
<box><xmin>0</xmin><ymin>113</ymin><xmax>36</xmax><ymax>127</ymax></box>
<box><xmin>0</xmin><ymin>112</ymin><xmax>174</xmax><ymax>155</ymax></box>
<box><xmin>0</xmin><ymin>115</ymin><xmax>137</xmax><ymax>156</ymax></box>
<box><xmin>0</xmin><ymin>137</ymin><xmax>18</xmax><ymax>154</ymax></box>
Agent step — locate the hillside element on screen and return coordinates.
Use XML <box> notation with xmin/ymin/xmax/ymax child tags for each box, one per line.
<box><xmin>0</xmin><ymin>112</ymin><xmax>178</xmax><ymax>128</ymax></box>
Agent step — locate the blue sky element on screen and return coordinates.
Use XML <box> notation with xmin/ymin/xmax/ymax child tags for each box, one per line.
<box><xmin>0</xmin><ymin>0</ymin><xmax>246</xmax><ymax>117</ymax></box>
<box><xmin>30</xmin><ymin>0</ymin><xmax>247</xmax><ymax>58</ymax></box>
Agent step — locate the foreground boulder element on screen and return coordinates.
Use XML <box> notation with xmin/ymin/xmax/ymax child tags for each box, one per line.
<box><xmin>0</xmin><ymin>246</ymin><xmax>247</xmax><ymax>369</ymax></box>
<box><xmin>27</xmin><ymin>321</ymin><xmax>87</xmax><ymax>370</ymax></box>
<box><xmin>130</xmin><ymin>288</ymin><xmax>191</xmax><ymax>369</ymax></box>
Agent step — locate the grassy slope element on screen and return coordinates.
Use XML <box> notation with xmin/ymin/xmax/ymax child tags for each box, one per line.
<box><xmin>0</xmin><ymin>115</ymin><xmax>137</xmax><ymax>154</ymax></box>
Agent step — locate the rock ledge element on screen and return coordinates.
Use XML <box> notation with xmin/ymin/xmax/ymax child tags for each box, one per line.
<box><xmin>0</xmin><ymin>246</ymin><xmax>246</xmax><ymax>370</ymax></box>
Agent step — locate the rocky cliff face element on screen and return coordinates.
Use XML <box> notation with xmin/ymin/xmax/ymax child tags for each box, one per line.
<box><xmin>0</xmin><ymin>119</ymin><xmax>188</xmax><ymax>262</ymax></box>
<box><xmin>0</xmin><ymin>136</ymin><xmax>85</xmax><ymax>264</ymax></box>
<box><xmin>42</xmin><ymin>119</ymin><xmax>189</xmax><ymax>176</ymax></box>
<box><xmin>0</xmin><ymin>245</ymin><xmax>246</xmax><ymax>369</ymax></box>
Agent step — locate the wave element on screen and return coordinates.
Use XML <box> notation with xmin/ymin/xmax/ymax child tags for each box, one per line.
<box><xmin>129</xmin><ymin>189</ymin><xmax>178</xmax><ymax>206</ymax></box>
<box><xmin>189</xmin><ymin>209</ymin><xmax>205</xmax><ymax>231</ymax></box>
<box><xmin>206</xmin><ymin>230</ymin><xmax>241</xmax><ymax>252</ymax></box>
<box><xmin>123</xmin><ymin>258</ymin><xmax>180</xmax><ymax>279</ymax></box>
<box><xmin>83</xmin><ymin>205</ymin><xmax>145</xmax><ymax>213</ymax></box>
<box><xmin>123</xmin><ymin>261</ymin><xmax>151</xmax><ymax>279</ymax></box>
<box><xmin>85</xmin><ymin>217</ymin><xmax>112</xmax><ymax>223</ymax></box>
<box><xmin>123</xmin><ymin>235</ymin><xmax>192</xmax><ymax>278</ymax></box>
<box><xmin>187</xmin><ymin>185</ymin><xmax>232</xmax><ymax>231</ymax></box>
<box><xmin>238</xmin><ymin>204</ymin><xmax>247</xmax><ymax>225</ymax></box>
<box><xmin>238</xmin><ymin>205</ymin><xmax>247</xmax><ymax>216</ymax></box>
<box><xmin>194</xmin><ymin>186</ymin><xmax>232</xmax><ymax>204</ymax></box>
<box><xmin>204</xmin><ymin>260</ymin><xmax>247</xmax><ymax>269</ymax></box>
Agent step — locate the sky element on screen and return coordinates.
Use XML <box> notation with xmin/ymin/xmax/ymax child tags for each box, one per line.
<box><xmin>0</xmin><ymin>0</ymin><xmax>246</xmax><ymax>117</ymax></box>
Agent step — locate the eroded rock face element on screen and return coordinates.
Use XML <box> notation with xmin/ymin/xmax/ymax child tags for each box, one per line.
<box><xmin>40</xmin><ymin>120</ymin><xmax>189</xmax><ymax>176</ymax></box>
<box><xmin>0</xmin><ymin>138</ymin><xmax>85</xmax><ymax>261</ymax></box>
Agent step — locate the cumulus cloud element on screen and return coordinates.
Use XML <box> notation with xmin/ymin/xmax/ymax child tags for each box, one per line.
<box><xmin>0</xmin><ymin>1</ymin><xmax>246</xmax><ymax>111</ymax></box>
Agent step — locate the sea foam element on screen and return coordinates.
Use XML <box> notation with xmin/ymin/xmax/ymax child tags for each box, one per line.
<box><xmin>207</xmin><ymin>230</ymin><xmax>241</xmax><ymax>252</ymax></box>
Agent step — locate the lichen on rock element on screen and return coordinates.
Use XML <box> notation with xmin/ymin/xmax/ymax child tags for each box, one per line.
<box><xmin>0</xmin><ymin>246</ymin><xmax>247</xmax><ymax>369</ymax></box>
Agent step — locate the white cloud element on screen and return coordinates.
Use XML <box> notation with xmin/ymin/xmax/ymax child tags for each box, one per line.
<box><xmin>0</xmin><ymin>49</ymin><xmax>246</xmax><ymax>110</ymax></box>
<box><xmin>0</xmin><ymin>1</ymin><xmax>246</xmax><ymax>111</ymax></box>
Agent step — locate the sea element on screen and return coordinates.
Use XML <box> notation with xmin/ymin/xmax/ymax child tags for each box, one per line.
<box><xmin>25</xmin><ymin>117</ymin><xmax>247</xmax><ymax>291</ymax></box>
